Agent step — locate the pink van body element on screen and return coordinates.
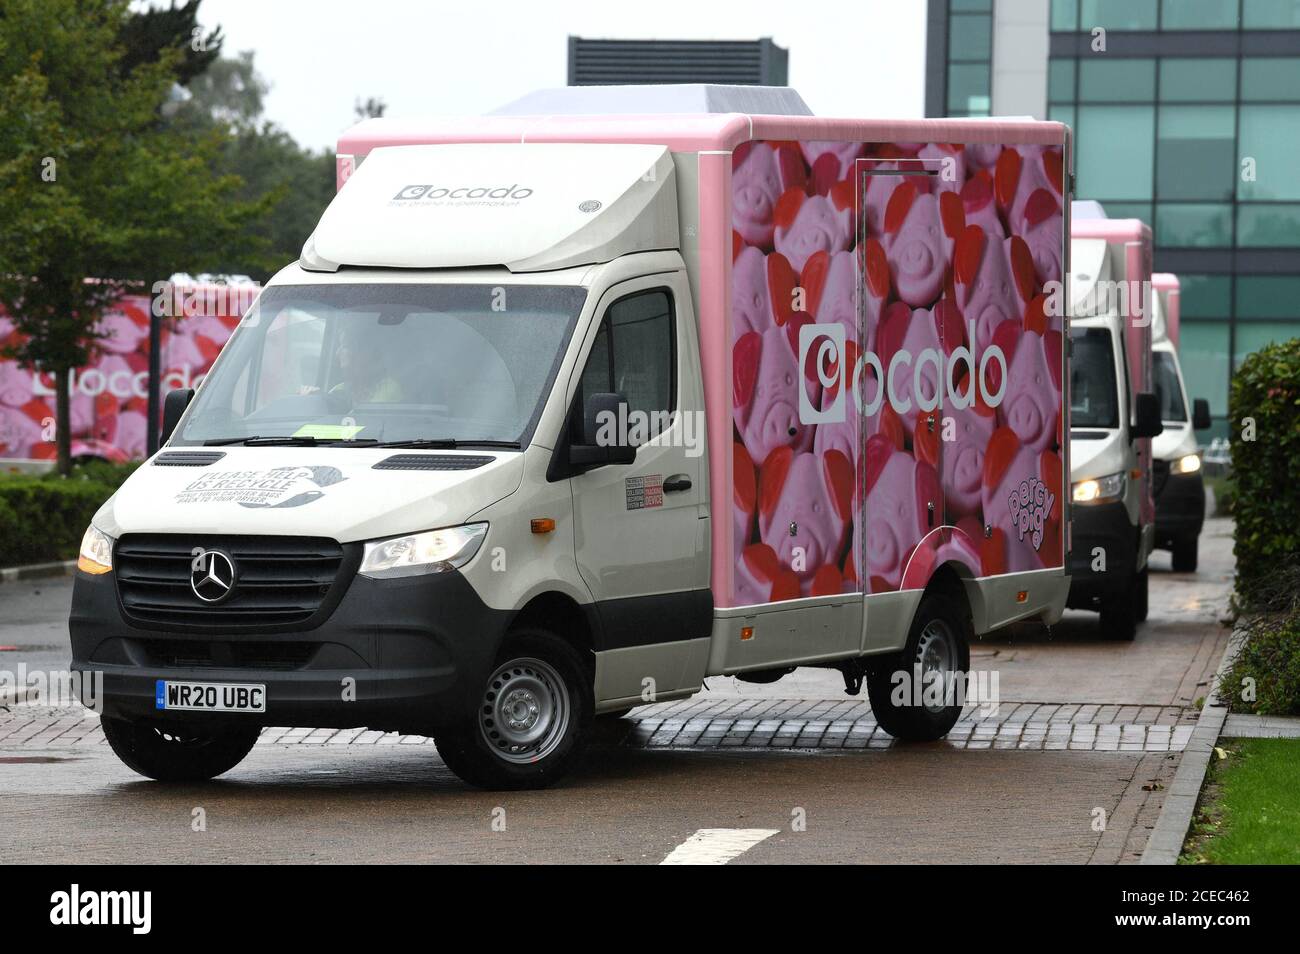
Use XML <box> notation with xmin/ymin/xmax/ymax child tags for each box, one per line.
<box><xmin>338</xmin><ymin>114</ymin><xmax>1072</xmax><ymax>615</ymax></box>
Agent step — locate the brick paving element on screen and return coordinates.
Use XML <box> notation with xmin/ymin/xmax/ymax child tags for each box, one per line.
<box><xmin>0</xmin><ymin>698</ymin><xmax>1199</xmax><ymax>754</ymax></box>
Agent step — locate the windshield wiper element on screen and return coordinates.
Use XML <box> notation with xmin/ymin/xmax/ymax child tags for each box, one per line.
<box><xmin>202</xmin><ymin>435</ymin><xmax>380</xmax><ymax>447</ymax></box>
<box><xmin>374</xmin><ymin>438</ymin><xmax>521</xmax><ymax>449</ymax></box>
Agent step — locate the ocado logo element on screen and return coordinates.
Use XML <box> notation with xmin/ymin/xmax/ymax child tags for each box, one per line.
<box><xmin>797</xmin><ymin>320</ymin><xmax>1007</xmax><ymax>426</ymax></box>
<box><xmin>392</xmin><ymin>184</ymin><xmax>534</xmax><ymax>201</ymax></box>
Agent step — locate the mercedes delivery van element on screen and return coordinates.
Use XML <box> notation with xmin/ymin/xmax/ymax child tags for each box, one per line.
<box><xmin>71</xmin><ymin>87</ymin><xmax>1073</xmax><ymax>789</ymax></box>
<box><xmin>1065</xmin><ymin>205</ymin><xmax>1163</xmax><ymax>640</ymax></box>
<box><xmin>1150</xmin><ymin>273</ymin><xmax>1211</xmax><ymax>571</ymax></box>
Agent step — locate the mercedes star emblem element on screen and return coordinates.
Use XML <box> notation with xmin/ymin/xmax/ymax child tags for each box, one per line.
<box><xmin>190</xmin><ymin>549</ymin><xmax>237</xmax><ymax>603</ymax></box>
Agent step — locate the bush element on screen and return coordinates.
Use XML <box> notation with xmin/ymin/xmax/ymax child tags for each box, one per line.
<box><xmin>0</xmin><ymin>464</ymin><xmax>134</xmax><ymax>566</ymax></box>
<box><xmin>1229</xmin><ymin>337</ymin><xmax>1300</xmax><ymax>609</ymax></box>
<box><xmin>1223</xmin><ymin>615</ymin><xmax>1300</xmax><ymax>717</ymax></box>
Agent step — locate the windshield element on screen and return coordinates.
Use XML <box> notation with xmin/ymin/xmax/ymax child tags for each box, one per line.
<box><xmin>175</xmin><ymin>283</ymin><xmax>586</xmax><ymax>447</ymax></box>
<box><xmin>1153</xmin><ymin>351</ymin><xmax>1187</xmax><ymax>423</ymax></box>
<box><xmin>1069</xmin><ymin>327</ymin><xmax>1119</xmax><ymax>429</ymax></box>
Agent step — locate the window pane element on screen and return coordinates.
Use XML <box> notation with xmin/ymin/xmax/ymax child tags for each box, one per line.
<box><xmin>1077</xmin><ymin>106</ymin><xmax>1155</xmax><ymax>200</ymax></box>
<box><xmin>1080</xmin><ymin>58</ymin><xmax>1156</xmax><ymax>101</ymax></box>
<box><xmin>1243</xmin><ymin>0</ymin><xmax>1300</xmax><ymax>28</ymax></box>
<box><xmin>952</xmin><ymin>0</ymin><xmax>993</xmax><ymax>10</ymax></box>
<box><xmin>1161</xmin><ymin>0</ymin><xmax>1239</xmax><ymax>29</ymax></box>
<box><xmin>1159</xmin><ymin>58</ymin><xmax>1237</xmax><ymax>102</ymax></box>
<box><xmin>580</xmin><ymin>322</ymin><xmax>611</xmax><ymax>398</ymax></box>
<box><xmin>1234</xmin><ymin>321</ymin><xmax>1300</xmax><ymax>368</ymax></box>
<box><xmin>1236</xmin><ymin>275</ymin><xmax>1300</xmax><ymax>318</ymax></box>
<box><xmin>1157</xmin><ymin>106</ymin><xmax>1236</xmax><ymax>201</ymax></box>
<box><xmin>1237</xmin><ymin>203</ymin><xmax>1300</xmax><ymax>245</ymax></box>
<box><xmin>1156</xmin><ymin>203</ymin><xmax>1233</xmax><ymax>246</ymax></box>
<box><xmin>609</xmin><ymin>291</ymin><xmax>673</xmax><ymax>435</ymax></box>
<box><xmin>1178</xmin><ymin>322</ymin><xmax>1230</xmax><ymax>416</ymax></box>
<box><xmin>1239</xmin><ymin>106</ymin><xmax>1300</xmax><ymax>200</ymax></box>
<box><xmin>1081</xmin><ymin>0</ymin><xmax>1158</xmax><ymax>29</ymax></box>
<box><xmin>1241</xmin><ymin>58</ymin><xmax>1300</xmax><ymax>101</ymax></box>
<box><xmin>948</xmin><ymin>63</ymin><xmax>991</xmax><ymax>113</ymax></box>
<box><xmin>949</xmin><ymin>14</ymin><xmax>992</xmax><ymax>60</ymax></box>
<box><xmin>1049</xmin><ymin>59</ymin><xmax>1076</xmax><ymax>101</ymax></box>
<box><xmin>1178</xmin><ymin>274</ymin><xmax>1232</xmax><ymax>317</ymax></box>
<box><xmin>1052</xmin><ymin>0</ymin><xmax>1080</xmax><ymax>30</ymax></box>
<box><xmin>1154</xmin><ymin>352</ymin><xmax>1187</xmax><ymax>422</ymax></box>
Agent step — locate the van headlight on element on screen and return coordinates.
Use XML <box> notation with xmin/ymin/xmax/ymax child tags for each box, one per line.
<box><xmin>1174</xmin><ymin>453</ymin><xmax>1202</xmax><ymax>475</ymax></box>
<box><xmin>77</xmin><ymin>525</ymin><xmax>114</xmax><ymax>575</ymax></box>
<box><xmin>359</xmin><ymin>523</ymin><xmax>488</xmax><ymax>579</ymax></box>
<box><xmin>1072</xmin><ymin>472</ymin><xmax>1125</xmax><ymax>504</ymax></box>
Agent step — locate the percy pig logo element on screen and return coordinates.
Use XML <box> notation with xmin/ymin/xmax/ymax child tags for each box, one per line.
<box><xmin>175</xmin><ymin>466</ymin><xmax>345</xmax><ymax>509</ymax></box>
<box><xmin>1008</xmin><ymin>476</ymin><xmax>1055</xmax><ymax>551</ymax></box>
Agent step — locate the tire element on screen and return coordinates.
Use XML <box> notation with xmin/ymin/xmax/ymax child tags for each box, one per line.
<box><xmin>434</xmin><ymin>628</ymin><xmax>593</xmax><ymax>790</ymax></box>
<box><xmin>1099</xmin><ymin>572</ymin><xmax>1140</xmax><ymax>641</ymax></box>
<box><xmin>1135</xmin><ymin>567</ymin><xmax>1149</xmax><ymax>622</ymax></box>
<box><xmin>1171</xmin><ymin>535</ymin><xmax>1198</xmax><ymax>573</ymax></box>
<box><xmin>865</xmin><ymin>591</ymin><xmax>972</xmax><ymax>742</ymax></box>
<box><xmin>101</xmin><ymin>716</ymin><xmax>259</xmax><ymax>782</ymax></box>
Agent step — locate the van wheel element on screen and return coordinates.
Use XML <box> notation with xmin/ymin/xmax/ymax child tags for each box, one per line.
<box><xmin>866</xmin><ymin>592</ymin><xmax>971</xmax><ymax>742</ymax></box>
<box><xmin>101</xmin><ymin>716</ymin><xmax>259</xmax><ymax>782</ymax></box>
<box><xmin>434</xmin><ymin>628</ymin><xmax>593</xmax><ymax>790</ymax></box>
<box><xmin>1135</xmin><ymin>567</ymin><xmax>1149</xmax><ymax>622</ymax></box>
<box><xmin>1172</xmin><ymin>536</ymin><xmax>1198</xmax><ymax>572</ymax></box>
<box><xmin>1099</xmin><ymin>575</ymin><xmax>1139</xmax><ymax>641</ymax></box>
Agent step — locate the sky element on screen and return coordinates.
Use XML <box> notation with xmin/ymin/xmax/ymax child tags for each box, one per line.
<box><xmin>190</xmin><ymin>0</ymin><xmax>928</xmax><ymax>151</ymax></box>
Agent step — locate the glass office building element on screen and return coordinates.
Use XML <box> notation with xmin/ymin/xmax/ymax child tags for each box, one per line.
<box><xmin>928</xmin><ymin>0</ymin><xmax>1300</xmax><ymax>438</ymax></box>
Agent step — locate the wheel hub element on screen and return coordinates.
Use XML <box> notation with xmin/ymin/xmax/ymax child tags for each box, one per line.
<box><xmin>478</xmin><ymin>657</ymin><xmax>571</xmax><ymax>764</ymax></box>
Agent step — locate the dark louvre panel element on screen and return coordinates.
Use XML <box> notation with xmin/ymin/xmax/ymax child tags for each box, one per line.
<box><xmin>568</xmin><ymin>37</ymin><xmax>788</xmax><ymax>87</ymax></box>
<box><xmin>115</xmin><ymin>534</ymin><xmax>346</xmax><ymax>630</ymax></box>
<box><xmin>153</xmin><ymin>451</ymin><xmax>226</xmax><ymax>466</ymax></box>
<box><xmin>372</xmin><ymin>454</ymin><xmax>495</xmax><ymax>471</ymax></box>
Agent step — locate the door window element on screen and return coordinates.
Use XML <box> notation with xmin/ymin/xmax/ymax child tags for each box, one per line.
<box><xmin>577</xmin><ymin>289</ymin><xmax>675</xmax><ymax>445</ymax></box>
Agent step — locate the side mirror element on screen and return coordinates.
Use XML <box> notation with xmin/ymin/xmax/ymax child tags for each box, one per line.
<box><xmin>160</xmin><ymin>388</ymin><xmax>194</xmax><ymax>445</ymax></box>
<box><xmin>569</xmin><ymin>391</ymin><xmax>636</xmax><ymax>469</ymax></box>
<box><xmin>1131</xmin><ymin>391</ymin><xmax>1164</xmax><ymax>440</ymax></box>
<box><xmin>1192</xmin><ymin>397</ymin><xmax>1211</xmax><ymax>432</ymax></box>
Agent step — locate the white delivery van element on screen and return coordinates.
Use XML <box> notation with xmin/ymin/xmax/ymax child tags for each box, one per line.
<box><xmin>1150</xmin><ymin>273</ymin><xmax>1211</xmax><ymax>571</ymax></box>
<box><xmin>1066</xmin><ymin>204</ymin><xmax>1164</xmax><ymax>640</ymax></box>
<box><xmin>71</xmin><ymin>87</ymin><xmax>1073</xmax><ymax>788</ymax></box>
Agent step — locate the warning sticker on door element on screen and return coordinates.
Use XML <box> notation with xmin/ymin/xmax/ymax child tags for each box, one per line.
<box><xmin>625</xmin><ymin>474</ymin><xmax>663</xmax><ymax>510</ymax></box>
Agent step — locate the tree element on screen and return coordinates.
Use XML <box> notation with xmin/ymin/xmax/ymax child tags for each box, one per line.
<box><xmin>118</xmin><ymin>0</ymin><xmax>222</xmax><ymax>85</ymax></box>
<box><xmin>0</xmin><ymin>0</ymin><xmax>269</xmax><ymax>474</ymax></box>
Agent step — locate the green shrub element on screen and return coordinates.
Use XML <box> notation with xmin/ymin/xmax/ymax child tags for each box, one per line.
<box><xmin>1223</xmin><ymin>612</ymin><xmax>1300</xmax><ymax>717</ymax></box>
<box><xmin>1229</xmin><ymin>337</ymin><xmax>1300</xmax><ymax>609</ymax></box>
<box><xmin>0</xmin><ymin>474</ymin><xmax>120</xmax><ymax>566</ymax></box>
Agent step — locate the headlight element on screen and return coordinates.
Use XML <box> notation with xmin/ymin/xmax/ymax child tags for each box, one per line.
<box><xmin>1174</xmin><ymin>453</ymin><xmax>1202</xmax><ymax>475</ymax></box>
<box><xmin>1072</xmin><ymin>472</ymin><xmax>1125</xmax><ymax>504</ymax></box>
<box><xmin>359</xmin><ymin>523</ymin><xmax>487</xmax><ymax>579</ymax></box>
<box><xmin>77</xmin><ymin>525</ymin><xmax>114</xmax><ymax>575</ymax></box>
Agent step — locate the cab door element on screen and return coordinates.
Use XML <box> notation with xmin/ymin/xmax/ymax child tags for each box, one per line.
<box><xmin>565</xmin><ymin>271</ymin><xmax>711</xmax><ymax>700</ymax></box>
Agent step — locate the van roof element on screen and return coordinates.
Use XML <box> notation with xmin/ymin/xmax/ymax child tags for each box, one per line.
<box><xmin>337</xmin><ymin>113</ymin><xmax>1067</xmax><ymax>159</ymax></box>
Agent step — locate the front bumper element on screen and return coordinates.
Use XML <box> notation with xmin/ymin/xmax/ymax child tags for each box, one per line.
<box><xmin>1066</xmin><ymin>501</ymin><xmax>1137</xmax><ymax>608</ymax></box>
<box><xmin>70</xmin><ymin>567</ymin><xmax>509</xmax><ymax>733</ymax></box>
<box><xmin>1155</xmin><ymin>469</ymin><xmax>1205</xmax><ymax>548</ymax></box>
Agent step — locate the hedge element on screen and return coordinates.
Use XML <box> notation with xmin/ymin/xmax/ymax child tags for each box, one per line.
<box><xmin>0</xmin><ymin>463</ymin><xmax>138</xmax><ymax>567</ymax></box>
<box><xmin>1229</xmin><ymin>337</ymin><xmax>1300</xmax><ymax>610</ymax></box>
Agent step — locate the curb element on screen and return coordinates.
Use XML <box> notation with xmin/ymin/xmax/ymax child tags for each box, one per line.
<box><xmin>1139</xmin><ymin>625</ymin><xmax>1243</xmax><ymax>865</ymax></box>
<box><xmin>0</xmin><ymin>560</ymin><xmax>77</xmax><ymax>584</ymax></box>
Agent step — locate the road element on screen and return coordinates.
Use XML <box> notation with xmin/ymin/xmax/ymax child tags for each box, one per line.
<box><xmin>0</xmin><ymin>519</ymin><xmax>1232</xmax><ymax>864</ymax></box>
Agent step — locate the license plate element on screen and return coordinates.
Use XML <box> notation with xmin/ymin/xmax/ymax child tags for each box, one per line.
<box><xmin>155</xmin><ymin>680</ymin><xmax>266</xmax><ymax>713</ymax></box>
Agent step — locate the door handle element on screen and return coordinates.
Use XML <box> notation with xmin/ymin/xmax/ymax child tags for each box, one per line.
<box><xmin>663</xmin><ymin>474</ymin><xmax>692</xmax><ymax>493</ymax></box>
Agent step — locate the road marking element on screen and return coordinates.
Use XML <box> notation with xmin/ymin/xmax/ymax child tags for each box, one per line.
<box><xmin>660</xmin><ymin>828</ymin><xmax>779</xmax><ymax>865</ymax></box>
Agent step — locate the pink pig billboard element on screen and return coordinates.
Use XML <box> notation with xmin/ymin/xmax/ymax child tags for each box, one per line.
<box><xmin>0</xmin><ymin>285</ymin><xmax>247</xmax><ymax>463</ymax></box>
<box><xmin>730</xmin><ymin>139</ymin><xmax>1067</xmax><ymax>605</ymax></box>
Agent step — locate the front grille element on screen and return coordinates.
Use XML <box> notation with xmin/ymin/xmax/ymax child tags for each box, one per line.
<box><xmin>1152</xmin><ymin>458</ymin><xmax>1170</xmax><ymax>497</ymax></box>
<box><xmin>115</xmin><ymin>534</ymin><xmax>346</xmax><ymax>630</ymax></box>
<box><xmin>139</xmin><ymin>638</ymin><xmax>318</xmax><ymax>670</ymax></box>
